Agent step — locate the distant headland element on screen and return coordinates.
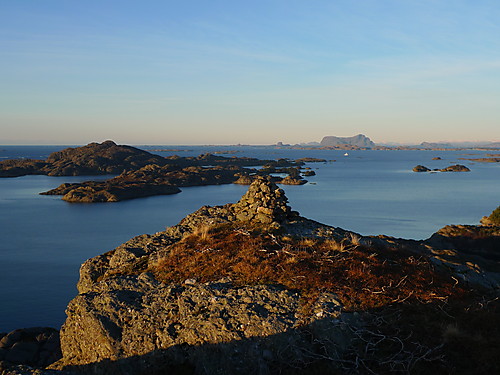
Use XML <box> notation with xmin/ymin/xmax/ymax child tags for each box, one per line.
<box><xmin>276</xmin><ymin>134</ymin><xmax>500</xmax><ymax>151</ymax></box>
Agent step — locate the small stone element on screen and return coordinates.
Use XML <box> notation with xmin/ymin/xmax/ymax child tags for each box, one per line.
<box><xmin>184</xmin><ymin>278</ymin><xmax>197</xmax><ymax>285</ymax></box>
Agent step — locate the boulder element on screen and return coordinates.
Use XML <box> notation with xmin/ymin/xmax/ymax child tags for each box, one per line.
<box><xmin>0</xmin><ymin>327</ymin><xmax>61</xmax><ymax>368</ymax></box>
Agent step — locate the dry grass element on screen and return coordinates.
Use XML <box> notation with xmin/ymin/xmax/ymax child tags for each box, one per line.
<box><xmin>348</xmin><ymin>232</ymin><xmax>361</xmax><ymax>246</ymax></box>
<box><xmin>142</xmin><ymin>222</ymin><xmax>500</xmax><ymax>373</ymax></box>
<box><xmin>151</xmin><ymin>223</ymin><xmax>465</xmax><ymax>312</ymax></box>
<box><xmin>190</xmin><ymin>224</ymin><xmax>211</xmax><ymax>241</ymax></box>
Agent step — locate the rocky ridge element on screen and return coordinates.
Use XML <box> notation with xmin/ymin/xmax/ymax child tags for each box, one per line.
<box><xmin>3</xmin><ymin>178</ymin><xmax>500</xmax><ymax>374</ymax></box>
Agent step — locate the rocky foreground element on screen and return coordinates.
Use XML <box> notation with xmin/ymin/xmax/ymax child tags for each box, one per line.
<box><xmin>1</xmin><ymin>178</ymin><xmax>499</xmax><ymax>374</ymax></box>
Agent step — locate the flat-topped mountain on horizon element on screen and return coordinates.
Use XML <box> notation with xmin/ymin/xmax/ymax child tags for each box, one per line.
<box><xmin>320</xmin><ymin>134</ymin><xmax>375</xmax><ymax>148</ymax></box>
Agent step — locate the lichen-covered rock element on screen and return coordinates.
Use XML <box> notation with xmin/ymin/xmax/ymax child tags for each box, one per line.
<box><xmin>53</xmin><ymin>276</ymin><xmax>346</xmax><ymax>372</ymax></box>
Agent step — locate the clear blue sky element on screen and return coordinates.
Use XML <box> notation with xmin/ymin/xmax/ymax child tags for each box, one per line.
<box><xmin>1</xmin><ymin>0</ymin><xmax>499</xmax><ymax>145</ymax></box>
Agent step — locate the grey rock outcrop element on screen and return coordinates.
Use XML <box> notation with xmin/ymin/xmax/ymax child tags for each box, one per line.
<box><xmin>55</xmin><ymin>277</ymin><xmax>346</xmax><ymax>373</ymax></box>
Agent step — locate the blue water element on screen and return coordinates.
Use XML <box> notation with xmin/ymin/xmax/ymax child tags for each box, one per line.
<box><xmin>0</xmin><ymin>145</ymin><xmax>499</xmax><ymax>331</ymax></box>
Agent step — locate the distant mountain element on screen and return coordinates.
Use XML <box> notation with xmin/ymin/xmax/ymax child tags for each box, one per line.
<box><xmin>484</xmin><ymin>142</ymin><xmax>500</xmax><ymax>148</ymax></box>
<box><xmin>297</xmin><ymin>141</ymin><xmax>320</xmax><ymax>146</ymax></box>
<box><xmin>320</xmin><ymin>134</ymin><xmax>375</xmax><ymax>148</ymax></box>
<box><xmin>420</xmin><ymin>142</ymin><xmax>454</xmax><ymax>149</ymax></box>
<box><xmin>420</xmin><ymin>141</ymin><xmax>500</xmax><ymax>149</ymax></box>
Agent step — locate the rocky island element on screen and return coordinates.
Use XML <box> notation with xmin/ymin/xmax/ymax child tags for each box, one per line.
<box><xmin>462</xmin><ymin>154</ymin><xmax>500</xmax><ymax>163</ymax></box>
<box><xmin>1</xmin><ymin>178</ymin><xmax>499</xmax><ymax>374</ymax></box>
<box><xmin>1</xmin><ymin>141</ymin><xmax>314</xmax><ymax>202</ymax></box>
<box><xmin>320</xmin><ymin>134</ymin><xmax>375</xmax><ymax>148</ymax></box>
<box><xmin>0</xmin><ymin>140</ymin><xmax>169</xmax><ymax>177</ymax></box>
<box><xmin>412</xmin><ymin>164</ymin><xmax>471</xmax><ymax>172</ymax></box>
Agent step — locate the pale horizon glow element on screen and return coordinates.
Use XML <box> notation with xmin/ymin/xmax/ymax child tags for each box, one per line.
<box><xmin>1</xmin><ymin>1</ymin><xmax>499</xmax><ymax>145</ymax></box>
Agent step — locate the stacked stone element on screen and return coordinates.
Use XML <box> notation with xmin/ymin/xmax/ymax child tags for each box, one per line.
<box><xmin>232</xmin><ymin>177</ymin><xmax>295</xmax><ymax>224</ymax></box>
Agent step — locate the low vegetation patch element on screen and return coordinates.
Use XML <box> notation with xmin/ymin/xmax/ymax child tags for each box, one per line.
<box><xmin>152</xmin><ymin>223</ymin><xmax>464</xmax><ymax>312</ymax></box>
<box><xmin>150</xmin><ymin>223</ymin><xmax>500</xmax><ymax>372</ymax></box>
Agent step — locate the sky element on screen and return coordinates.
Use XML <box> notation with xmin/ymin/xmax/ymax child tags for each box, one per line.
<box><xmin>1</xmin><ymin>0</ymin><xmax>499</xmax><ymax>145</ymax></box>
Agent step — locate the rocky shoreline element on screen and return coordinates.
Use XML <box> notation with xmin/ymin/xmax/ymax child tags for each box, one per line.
<box><xmin>2</xmin><ymin>178</ymin><xmax>499</xmax><ymax>374</ymax></box>
<box><xmin>1</xmin><ymin>141</ymin><xmax>314</xmax><ymax>202</ymax></box>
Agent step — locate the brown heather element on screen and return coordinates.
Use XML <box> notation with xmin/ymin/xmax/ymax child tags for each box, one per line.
<box><xmin>151</xmin><ymin>223</ymin><xmax>500</xmax><ymax>373</ymax></box>
<box><xmin>152</xmin><ymin>223</ymin><xmax>465</xmax><ymax>312</ymax></box>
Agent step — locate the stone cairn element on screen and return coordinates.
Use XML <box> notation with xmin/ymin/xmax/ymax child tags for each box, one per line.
<box><xmin>232</xmin><ymin>177</ymin><xmax>297</xmax><ymax>224</ymax></box>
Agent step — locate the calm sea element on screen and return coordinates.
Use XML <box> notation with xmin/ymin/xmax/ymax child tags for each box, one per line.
<box><xmin>0</xmin><ymin>145</ymin><xmax>499</xmax><ymax>331</ymax></box>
